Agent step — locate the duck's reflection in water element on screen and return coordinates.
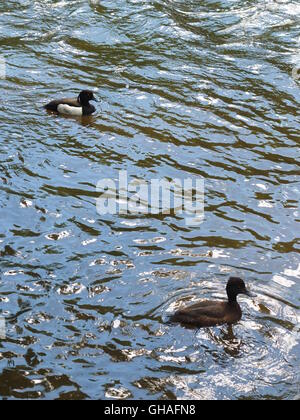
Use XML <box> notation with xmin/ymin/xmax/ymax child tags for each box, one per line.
<box><xmin>206</xmin><ymin>325</ymin><xmax>243</xmax><ymax>358</ymax></box>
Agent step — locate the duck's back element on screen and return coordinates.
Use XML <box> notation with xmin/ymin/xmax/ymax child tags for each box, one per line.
<box><xmin>44</xmin><ymin>97</ymin><xmax>81</xmax><ymax>112</ymax></box>
<box><xmin>170</xmin><ymin>300</ymin><xmax>242</xmax><ymax>328</ymax></box>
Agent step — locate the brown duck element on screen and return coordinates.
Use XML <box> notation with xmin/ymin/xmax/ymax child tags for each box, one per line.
<box><xmin>170</xmin><ymin>277</ymin><xmax>255</xmax><ymax>328</ymax></box>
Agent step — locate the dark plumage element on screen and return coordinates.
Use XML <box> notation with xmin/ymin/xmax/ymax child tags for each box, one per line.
<box><xmin>44</xmin><ymin>90</ymin><xmax>98</xmax><ymax>116</ymax></box>
<box><xmin>170</xmin><ymin>277</ymin><xmax>255</xmax><ymax>328</ymax></box>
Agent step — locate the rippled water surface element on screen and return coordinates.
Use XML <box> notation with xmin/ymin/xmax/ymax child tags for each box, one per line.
<box><xmin>0</xmin><ymin>0</ymin><xmax>299</xmax><ymax>400</ymax></box>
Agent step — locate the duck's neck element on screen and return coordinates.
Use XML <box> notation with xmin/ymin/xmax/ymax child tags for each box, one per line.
<box><xmin>78</xmin><ymin>95</ymin><xmax>90</xmax><ymax>107</ymax></box>
<box><xmin>228</xmin><ymin>295</ymin><xmax>238</xmax><ymax>305</ymax></box>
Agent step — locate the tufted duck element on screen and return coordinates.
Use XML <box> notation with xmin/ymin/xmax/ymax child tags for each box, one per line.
<box><xmin>44</xmin><ymin>90</ymin><xmax>98</xmax><ymax>116</ymax></box>
<box><xmin>170</xmin><ymin>277</ymin><xmax>255</xmax><ymax>328</ymax></box>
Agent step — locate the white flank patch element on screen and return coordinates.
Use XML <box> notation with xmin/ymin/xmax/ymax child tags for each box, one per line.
<box><xmin>57</xmin><ymin>104</ymin><xmax>83</xmax><ymax>116</ymax></box>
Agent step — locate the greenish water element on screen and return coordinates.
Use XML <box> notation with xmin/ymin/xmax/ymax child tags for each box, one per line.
<box><xmin>0</xmin><ymin>0</ymin><xmax>299</xmax><ymax>400</ymax></box>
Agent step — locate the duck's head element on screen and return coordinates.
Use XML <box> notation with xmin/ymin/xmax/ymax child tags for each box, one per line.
<box><xmin>226</xmin><ymin>277</ymin><xmax>255</xmax><ymax>303</ymax></box>
<box><xmin>78</xmin><ymin>90</ymin><xmax>99</xmax><ymax>105</ymax></box>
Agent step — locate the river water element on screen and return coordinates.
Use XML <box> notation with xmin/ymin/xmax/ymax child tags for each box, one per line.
<box><xmin>0</xmin><ymin>0</ymin><xmax>299</xmax><ymax>400</ymax></box>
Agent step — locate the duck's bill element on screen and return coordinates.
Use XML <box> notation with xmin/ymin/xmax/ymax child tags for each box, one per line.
<box><xmin>243</xmin><ymin>289</ymin><xmax>256</xmax><ymax>298</ymax></box>
<box><xmin>92</xmin><ymin>94</ymin><xmax>100</xmax><ymax>102</ymax></box>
